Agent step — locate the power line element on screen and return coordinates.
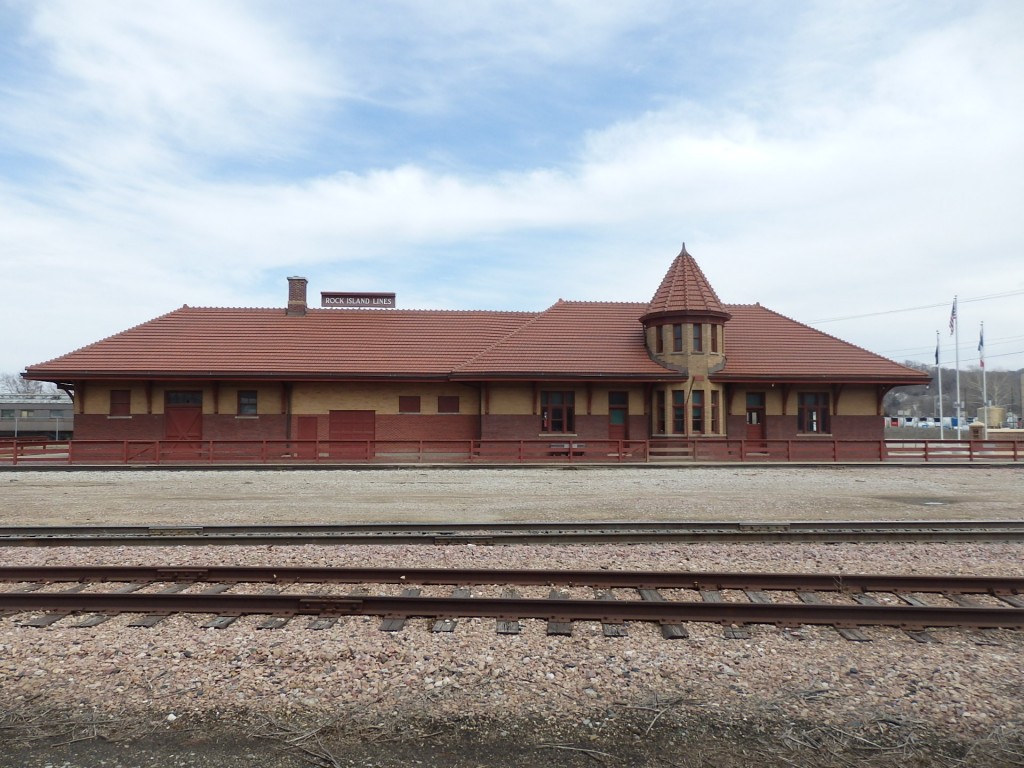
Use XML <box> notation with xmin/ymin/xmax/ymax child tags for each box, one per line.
<box><xmin>809</xmin><ymin>288</ymin><xmax>1024</xmax><ymax>324</ymax></box>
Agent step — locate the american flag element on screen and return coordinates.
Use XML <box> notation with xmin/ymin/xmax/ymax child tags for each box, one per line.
<box><xmin>978</xmin><ymin>325</ymin><xmax>985</xmax><ymax>369</ymax></box>
<box><xmin>949</xmin><ymin>299</ymin><xmax>957</xmax><ymax>335</ymax></box>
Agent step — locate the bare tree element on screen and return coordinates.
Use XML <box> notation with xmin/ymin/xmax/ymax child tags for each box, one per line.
<box><xmin>0</xmin><ymin>374</ymin><xmax>57</xmax><ymax>395</ymax></box>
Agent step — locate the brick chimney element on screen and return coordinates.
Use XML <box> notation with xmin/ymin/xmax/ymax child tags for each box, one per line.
<box><xmin>286</xmin><ymin>276</ymin><xmax>308</xmax><ymax>316</ymax></box>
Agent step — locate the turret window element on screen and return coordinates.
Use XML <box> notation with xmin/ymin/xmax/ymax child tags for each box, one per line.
<box><xmin>692</xmin><ymin>323</ymin><xmax>703</xmax><ymax>352</ymax></box>
<box><xmin>655</xmin><ymin>326</ymin><xmax>664</xmax><ymax>353</ymax></box>
<box><xmin>672</xmin><ymin>390</ymin><xmax>686</xmax><ymax>433</ymax></box>
<box><xmin>672</xmin><ymin>324</ymin><xmax>683</xmax><ymax>352</ymax></box>
<box><xmin>711</xmin><ymin>325</ymin><xmax>719</xmax><ymax>353</ymax></box>
<box><xmin>692</xmin><ymin>390</ymin><xmax>705</xmax><ymax>433</ymax></box>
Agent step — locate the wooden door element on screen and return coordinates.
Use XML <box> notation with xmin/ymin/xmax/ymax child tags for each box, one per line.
<box><xmin>745</xmin><ymin>392</ymin><xmax>766</xmax><ymax>441</ymax></box>
<box><xmin>608</xmin><ymin>391</ymin><xmax>628</xmax><ymax>441</ymax></box>
<box><xmin>296</xmin><ymin>416</ymin><xmax>319</xmax><ymax>459</ymax></box>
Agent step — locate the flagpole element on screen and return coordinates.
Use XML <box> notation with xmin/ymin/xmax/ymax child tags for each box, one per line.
<box><xmin>980</xmin><ymin>321</ymin><xmax>987</xmax><ymax>429</ymax></box>
<box><xmin>953</xmin><ymin>297</ymin><xmax>961</xmax><ymax>437</ymax></box>
<box><xmin>936</xmin><ymin>330</ymin><xmax>944</xmax><ymax>439</ymax></box>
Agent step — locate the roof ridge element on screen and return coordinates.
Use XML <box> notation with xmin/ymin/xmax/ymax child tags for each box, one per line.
<box><xmin>452</xmin><ymin>301</ymin><xmax>564</xmax><ymax>372</ymax></box>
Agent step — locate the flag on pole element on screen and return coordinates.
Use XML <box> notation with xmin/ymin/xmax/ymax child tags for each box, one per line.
<box><xmin>949</xmin><ymin>299</ymin><xmax>957</xmax><ymax>335</ymax></box>
<box><xmin>935</xmin><ymin>338</ymin><xmax>939</xmax><ymax>366</ymax></box>
<box><xmin>978</xmin><ymin>324</ymin><xmax>985</xmax><ymax>369</ymax></box>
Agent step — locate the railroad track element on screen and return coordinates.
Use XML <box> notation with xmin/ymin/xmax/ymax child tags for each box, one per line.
<box><xmin>2</xmin><ymin>566</ymin><xmax>1022</xmax><ymax>639</ymax></box>
<box><xmin>3</xmin><ymin>520</ymin><xmax>1024</xmax><ymax>546</ymax></box>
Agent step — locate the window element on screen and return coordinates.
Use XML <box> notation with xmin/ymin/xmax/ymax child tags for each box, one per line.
<box><xmin>691</xmin><ymin>390</ymin><xmax>704</xmax><ymax>434</ymax></box>
<box><xmin>399</xmin><ymin>396</ymin><xmax>421</xmax><ymax>413</ymax></box>
<box><xmin>541</xmin><ymin>391</ymin><xmax>575</xmax><ymax>433</ymax></box>
<box><xmin>166</xmin><ymin>391</ymin><xmax>202</xmax><ymax>406</ymax></box>
<box><xmin>710</xmin><ymin>325</ymin><xmax>719</xmax><ymax>353</ymax></box>
<box><xmin>798</xmin><ymin>392</ymin><xmax>830</xmax><ymax>433</ymax></box>
<box><xmin>692</xmin><ymin>323</ymin><xmax>703</xmax><ymax>352</ymax></box>
<box><xmin>655</xmin><ymin>391</ymin><xmax>666</xmax><ymax>433</ymax></box>
<box><xmin>437</xmin><ymin>396</ymin><xmax>460</xmax><ymax>413</ymax></box>
<box><xmin>50</xmin><ymin>409</ymin><xmax>65</xmax><ymax>418</ymax></box>
<box><xmin>655</xmin><ymin>325</ymin><xmax>664</xmax><ymax>354</ymax></box>
<box><xmin>672</xmin><ymin>324</ymin><xmax>683</xmax><ymax>352</ymax></box>
<box><xmin>710</xmin><ymin>390</ymin><xmax>720</xmax><ymax>434</ymax></box>
<box><xmin>110</xmin><ymin>388</ymin><xmax>131</xmax><ymax>417</ymax></box>
<box><xmin>237</xmin><ymin>390</ymin><xmax>258</xmax><ymax>416</ymax></box>
<box><xmin>20</xmin><ymin>409</ymin><xmax>34</xmax><ymax>418</ymax></box>
<box><xmin>672</xmin><ymin>390</ymin><xmax>686</xmax><ymax>433</ymax></box>
<box><xmin>1</xmin><ymin>409</ymin><xmax>13</xmax><ymax>419</ymax></box>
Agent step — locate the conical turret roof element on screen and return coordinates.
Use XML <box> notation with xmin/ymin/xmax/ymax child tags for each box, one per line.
<box><xmin>642</xmin><ymin>244</ymin><xmax>731</xmax><ymax>323</ymax></box>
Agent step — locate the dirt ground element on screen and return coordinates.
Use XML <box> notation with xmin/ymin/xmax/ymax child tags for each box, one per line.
<box><xmin>2</xmin><ymin>464</ymin><xmax>1023</xmax><ymax>767</ymax></box>
<box><xmin>2</xmin><ymin>464</ymin><xmax>1022</xmax><ymax>526</ymax></box>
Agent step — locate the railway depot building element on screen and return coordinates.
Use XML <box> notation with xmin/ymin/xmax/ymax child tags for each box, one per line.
<box><xmin>23</xmin><ymin>246</ymin><xmax>929</xmax><ymax>452</ymax></box>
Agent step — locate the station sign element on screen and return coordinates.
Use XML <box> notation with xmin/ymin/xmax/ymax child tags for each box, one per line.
<box><xmin>321</xmin><ymin>292</ymin><xmax>396</xmax><ymax>308</ymax></box>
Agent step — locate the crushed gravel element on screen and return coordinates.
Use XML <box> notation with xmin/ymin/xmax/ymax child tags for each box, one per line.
<box><xmin>1</xmin><ymin>466</ymin><xmax>1023</xmax><ymax>767</ymax></box>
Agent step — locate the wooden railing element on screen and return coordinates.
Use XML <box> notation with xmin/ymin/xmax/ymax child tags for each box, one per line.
<box><xmin>1</xmin><ymin>437</ymin><xmax>1022</xmax><ymax>465</ymax></box>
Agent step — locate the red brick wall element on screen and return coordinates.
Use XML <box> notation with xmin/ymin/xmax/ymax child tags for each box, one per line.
<box><xmin>376</xmin><ymin>415</ymin><xmax>478</xmax><ymax>441</ymax></box>
<box><xmin>73</xmin><ymin>414</ymin><xmax>164</xmax><ymax>440</ymax></box>
<box><xmin>204</xmin><ymin>415</ymin><xmax>288</xmax><ymax>441</ymax></box>
<box><xmin>829</xmin><ymin>415</ymin><xmax>884</xmax><ymax>440</ymax></box>
<box><xmin>481</xmin><ymin>415</ymin><xmax>540</xmax><ymax>440</ymax></box>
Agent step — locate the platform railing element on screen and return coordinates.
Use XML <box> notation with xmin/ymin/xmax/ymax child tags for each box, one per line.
<box><xmin>2</xmin><ymin>437</ymin><xmax>1022</xmax><ymax>465</ymax></box>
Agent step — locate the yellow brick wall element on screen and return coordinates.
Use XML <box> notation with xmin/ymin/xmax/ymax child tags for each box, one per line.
<box><xmin>292</xmin><ymin>382</ymin><xmax>480</xmax><ymax>415</ymax></box>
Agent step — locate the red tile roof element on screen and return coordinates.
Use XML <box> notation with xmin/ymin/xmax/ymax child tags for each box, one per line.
<box><xmin>453</xmin><ymin>301</ymin><xmax>672</xmax><ymax>379</ymax></box>
<box><xmin>643</xmin><ymin>244</ymin><xmax>730</xmax><ymax>321</ymax></box>
<box><xmin>717</xmin><ymin>304</ymin><xmax>926</xmax><ymax>382</ymax></box>
<box><xmin>25</xmin><ymin>307</ymin><xmax>536</xmax><ymax>379</ymax></box>
<box><xmin>24</xmin><ymin>249</ymin><xmax>928</xmax><ymax>386</ymax></box>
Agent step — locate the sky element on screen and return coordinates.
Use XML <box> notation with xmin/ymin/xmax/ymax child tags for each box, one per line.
<box><xmin>1</xmin><ymin>0</ymin><xmax>1022</xmax><ymax>376</ymax></box>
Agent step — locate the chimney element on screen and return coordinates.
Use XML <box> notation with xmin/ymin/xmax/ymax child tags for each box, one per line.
<box><xmin>286</xmin><ymin>276</ymin><xmax>308</xmax><ymax>316</ymax></box>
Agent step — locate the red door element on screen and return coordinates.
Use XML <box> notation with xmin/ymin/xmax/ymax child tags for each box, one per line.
<box><xmin>745</xmin><ymin>392</ymin><xmax>766</xmax><ymax>442</ymax></box>
<box><xmin>164</xmin><ymin>391</ymin><xmax>204</xmax><ymax>459</ymax></box>
<box><xmin>165</xmin><ymin>407</ymin><xmax>202</xmax><ymax>439</ymax></box>
<box><xmin>608</xmin><ymin>391</ymin><xmax>628</xmax><ymax>441</ymax></box>
<box><xmin>296</xmin><ymin>416</ymin><xmax>319</xmax><ymax>459</ymax></box>
<box><xmin>328</xmin><ymin>410</ymin><xmax>375</xmax><ymax>459</ymax></box>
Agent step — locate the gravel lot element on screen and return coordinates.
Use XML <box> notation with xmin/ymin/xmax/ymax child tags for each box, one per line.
<box><xmin>1</xmin><ymin>465</ymin><xmax>1023</xmax><ymax>767</ymax></box>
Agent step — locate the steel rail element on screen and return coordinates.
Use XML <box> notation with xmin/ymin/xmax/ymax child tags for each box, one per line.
<box><xmin>1</xmin><ymin>566</ymin><xmax>1022</xmax><ymax>594</ymax></box>
<box><xmin>2</xmin><ymin>520</ymin><xmax>1023</xmax><ymax>546</ymax></box>
<box><xmin>1</xmin><ymin>592</ymin><xmax>1021</xmax><ymax>630</ymax></box>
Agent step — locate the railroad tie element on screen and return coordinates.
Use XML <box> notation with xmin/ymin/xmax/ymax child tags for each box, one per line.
<box><xmin>597</xmin><ymin>591</ymin><xmax>627</xmax><ymax>637</ymax></box>
<box><xmin>637</xmin><ymin>588</ymin><xmax>688</xmax><ymax>639</ymax></box>
<box><xmin>433</xmin><ymin>587</ymin><xmax>471</xmax><ymax>632</ymax></box>
<box><xmin>944</xmin><ymin>593</ymin><xmax>1004</xmax><ymax>644</ymax></box>
<box><xmin>700</xmin><ymin>589</ymin><xmax>750</xmax><ymax>640</ymax></box>
<box><xmin>21</xmin><ymin>584</ymin><xmax>88</xmax><ymax>627</ymax></box>
<box><xmin>257</xmin><ymin>588</ymin><xmax>290</xmax><ymax>630</ymax></box>
<box><xmin>73</xmin><ymin>584</ymin><xmax>145</xmax><ymax>627</ymax></box>
<box><xmin>128</xmin><ymin>583</ymin><xmax>221</xmax><ymax>628</ymax></box>
<box><xmin>496</xmin><ymin>589</ymin><xmax>522</xmax><ymax>635</ymax></box>
<box><xmin>380</xmin><ymin>588</ymin><xmax>421</xmax><ymax>632</ymax></box>
<box><xmin>204</xmin><ymin>586</ymin><xmax>280</xmax><ymax>630</ymax></box>
<box><xmin>852</xmin><ymin>593</ymin><xmax>937</xmax><ymax>643</ymax></box>
<box><xmin>798</xmin><ymin>591</ymin><xmax>870</xmax><ymax>642</ymax></box>
<box><xmin>309</xmin><ymin>587</ymin><xmax>369</xmax><ymax>630</ymax></box>
<box><xmin>546</xmin><ymin>590</ymin><xmax>573</xmax><ymax>636</ymax></box>
<box><xmin>0</xmin><ymin>583</ymin><xmax>42</xmax><ymax>617</ymax></box>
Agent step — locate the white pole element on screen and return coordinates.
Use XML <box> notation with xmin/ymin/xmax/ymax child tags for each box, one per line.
<box><xmin>953</xmin><ymin>297</ymin><xmax>961</xmax><ymax>437</ymax></box>
<box><xmin>936</xmin><ymin>330</ymin><xmax>944</xmax><ymax>439</ymax></box>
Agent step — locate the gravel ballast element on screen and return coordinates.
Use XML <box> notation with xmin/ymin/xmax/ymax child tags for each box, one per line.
<box><xmin>1</xmin><ymin>465</ymin><xmax>1023</xmax><ymax>767</ymax></box>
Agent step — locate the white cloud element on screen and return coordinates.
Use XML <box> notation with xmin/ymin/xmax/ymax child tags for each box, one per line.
<box><xmin>1</xmin><ymin>1</ymin><xmax>1023</xmax><ymax>374</ymax></box>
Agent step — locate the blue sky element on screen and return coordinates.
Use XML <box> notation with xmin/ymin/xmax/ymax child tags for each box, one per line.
<box><xmin>2</xmin><ymin>0</ymin><xmax>1022</xmax><ymax>376</ymax></box>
